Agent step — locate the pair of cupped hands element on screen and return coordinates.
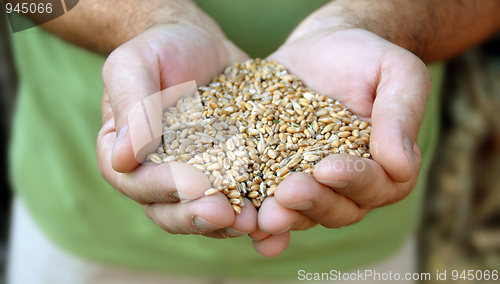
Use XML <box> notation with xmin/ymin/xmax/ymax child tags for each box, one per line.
<box><xmin>97</xmin><ymin>18</ymin><xmax>430</xmax><ymax>257</ymax></box>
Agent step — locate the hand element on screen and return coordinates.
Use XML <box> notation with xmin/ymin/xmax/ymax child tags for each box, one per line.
<box><xmin>250</xmin><ymin>28</ymin><xmax>430</xmax><ymax>257</ymax></box>
<box><xmin>96</xmin><ymin>22</ymin><xmax>258</xmax><ymax>239</ymax></box>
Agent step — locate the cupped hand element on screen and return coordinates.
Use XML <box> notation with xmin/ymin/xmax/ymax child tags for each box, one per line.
<box><xmin>96</xmin><ymin>22</ymin><xmax>257</xmax><ymax>239</ymax></box>
<box><xmin>251</xmin><ymin>28</ymin><xmax>430</xmax><ymax>257</ymax></box>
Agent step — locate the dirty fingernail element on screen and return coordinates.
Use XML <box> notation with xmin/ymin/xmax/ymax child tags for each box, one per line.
<box><xmin>403</xmin><ymin>135</ymin><xmax>414</xmax><ymax>173</ymax></box>
<box><xmin>224</xmin><ymin>227</ymin><xmax>245</xmax><ymax>237</ymax></box>
<box><xmin>287</xmin><ymin>200</ymin><xmax>313</xmax><ymax>210</ymax></box>
<box><xmin>317</xmin><ymin>180</ymin><xmax>349</xmax><ymax>189</ymax></box>
<box><xmin>113</xmin><ymin>126</ymin><xmax>128</xmax><ymax>152</ymax></box>
<box><xmin>193</xmin><ymin>216</ymin><xmax>220</xmax><ymax>231</ymax></box>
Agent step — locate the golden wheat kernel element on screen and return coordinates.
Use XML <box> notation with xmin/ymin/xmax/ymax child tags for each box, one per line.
<box><xmin>204</xmin><ymin>188</ymin><xmax>218</xmax><ymax>196</ymax></box>
<box><xmin>352</xmin><ymin>129</ymin><xmax>360</xmax><ymax>138</ymax></box>
<box><xmin>247</xmin><ymin>128</ymin><xmax>259</xmax><ymax>136</ymax></box>
<box><xmin>340</xmin><ymin>126</ymin><xmax>353</xmax><ymax>132</ymax></box>
<box><xmin>235</xmin><ymin>174</ymin><xmax>249</xmax><ymax>182</ymax></box>
<box><xmin>266</xmin><ymin>179</ymin><xmax>277</xmax><ymax>187</ymax></box>
<box><xmin>337</xmin><ymin>110</ymin><xmax>347</xmax><ymax>117</ymax></box>
<box><xmin>267</xmin><ymin>185</ymin><xmax>277</xmax><ymax>196</ymax></box>
<box><xmin>232</xmin><ymin>205</ymin><xmax>242</xmax><ymax>214</ymax></box>
<box><xmin>247</xmin><ymin>191</ymin><xmax>260</xmax><ymax>199</ymax></box>
<box><xmin>286</xmin><ymin>156</ymin><xmax>301</xmax><ymax>168</ymax></box>
<box><xmin>149</xmin><ymin>153</ymin><xmax>163</xmax><ymax>165</ymax></box>
<box><xmin>342</xmin><ymin>117</ymin><xmax>352</xmax><ymax>124</ymax></box>
<box><xmin>286</xmin><ymin>127</ymin><xmax>300</xmax><ymax>134</ymax></box>
<box><xmin>348</xmin><ymin>150</ymin><xmax>361</xmax><ymax>157</ymax></box>
<box><xmin>304</xmin><ymin>168</ymin><xmax>314</xmax><ymax>174</ymax></box>
<box><xmin>266</xmin><ymin>159</ymin><xmax>276</xmax><ymax>168</ymax></box>
<box><xmin>318</xmin><ymin>116</ymin><xmax>333</xmax><ymax>124</ymax></box>
<box><xmin>229</xmin><ymin>198</ymin><xmax>242</xmax><ymax>205</ymax></box>
<box><xmin>339</xmin><ymin>145</ymin><xmax>349</xmax><ymax>152</ymax></box>
<box><xmin>251</xmin><ymin>199</ymin><xmax>262</xmax><ymax>208</ymax></box>
<box><xmin>345</xmin><ymin>139</ymin><xmax>352</xmax><ymax>147</ymax></box>
<box><xmin>277</xmin><ymin>166</ymin><xmax>289</xmax><ymax>177</ymax></box>
<box><xmin>338</xmin><ymin>131</ymin><xmax>352</xmax><ymax>138</ymax></box>
<box><xmin>320</xmin><ymin>124</ymin><xmax>334</xmax><ymax>134</ymax></box>
<box><xmin>227</xmin><ymin>191</ymin><xmax>241</xmax><ymax>199</ymax></box>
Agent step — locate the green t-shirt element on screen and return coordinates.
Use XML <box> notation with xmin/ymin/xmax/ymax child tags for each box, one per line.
<box><xmin>9</xmin><ymin>1</ymin><xmax>443</xmax><ymax>280</ymax></box>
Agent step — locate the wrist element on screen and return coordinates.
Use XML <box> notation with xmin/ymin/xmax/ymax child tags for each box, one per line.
<box><xmin>114</xmin><ymin>1</ymin><xmax>222</xmax><ymax>50</ymax></box>
<box><xmin>283</xmin><ymin>3</ymin><xmax>353</xmax><ymax>45</ymax></box>
<box><xmin>41</xmin><ymin>0</ymin><xmax>230</xmax><ymax>54</ymax></box>
<box><xmin>281</xmin><ymin>0</ymin><xmax>421</xmax><ymax>57</ymax></box>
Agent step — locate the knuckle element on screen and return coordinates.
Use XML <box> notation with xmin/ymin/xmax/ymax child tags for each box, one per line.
<box><xmin>314</xmin><ymin>208</ymin><xmax>342</xmax><ymax>229</ymax></box>
<box><xmin>144</xmin><ymin>205</ymin><xmax>181</xmax><ymax>235</ymax></box>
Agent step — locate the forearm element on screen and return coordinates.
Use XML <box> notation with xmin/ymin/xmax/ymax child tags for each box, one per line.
<box><xmin>26</xmin><ymin>0</ymin><xmax>223</xmax><ymax>54</ymax></box>
<box><xmin>288</xmin><ymin>0</ymin><xmax>500</xmax><ymax>63</ymax></box>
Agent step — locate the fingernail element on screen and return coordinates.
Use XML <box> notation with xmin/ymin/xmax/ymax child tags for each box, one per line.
<box><xmin>287</xmin><ymin>200</ymin><xmax>313</xmax><ymax>210</ymax></box>
<box><xmin>193</xmin><ymin>216</ymin><xmax>220</xmax><ymax>231</ymax></box>
<box><xmin>403</xmin><ymin>135</ymin><xmax>414</xmax><ymax>173</ymax></box>
<box><xmin>224</xmin><ymin>227</ymin><xmax>245</xmax><ymax>237</ymax></box>
<box><xmin>113</xmin><ymin>126</ymin><xmax>128</xmax><ymax>152</ymax></box>
<box><xmin>168</xmin><ymin>191</ymin><xmax>180</xmax><ymax>202</ymax></box>
<box><xmin>275</xmin><ymin>223</ymin><xmax>294</xmax><ymax>235</ymax></box>
<box><xmin>317</xmin><ymin>179</ymin><xmax>349</xmax><ymax>189</ymax></box>
<box><xmin>327</xmin><ymin>181</ymin><xmax>349</xmax><ymax>189</ymax></box>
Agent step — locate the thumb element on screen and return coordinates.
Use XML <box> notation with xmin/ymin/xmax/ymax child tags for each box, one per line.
<box><xmin>370</xmin><ymin>53</ymin><xmax>431</xmax><ymax>183</ymax></box>
<box><xmin>103</xmin><ymin>45</ymin><xmax>200</xmax><ymax>173</ymax></box>
<box><xmin>102</xmin><ymin>41</ymin><xmax>163</xmax><ymax>173</ymax></box>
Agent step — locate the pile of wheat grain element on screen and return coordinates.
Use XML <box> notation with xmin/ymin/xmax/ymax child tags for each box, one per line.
<box><xmin>147</xmin><ymin>59</ymin><xmax>372</xmax><ymax>213</ymax></box>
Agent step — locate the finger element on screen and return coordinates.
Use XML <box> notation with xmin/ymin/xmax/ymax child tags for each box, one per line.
<box><xmin>258</xmin><ymin>197</ymin><xmax>316</xmax><ymax>234</ymax></box>
<box><xmin>143</xmin><ymin>192</ymin><xmax>234</xmax><ymax>235</ymax></box>
<box><xmin>207</xmin><ymin>198</ymin><xmax>258</xmax><ymax>238</ymax></box>
<box><xmin>313</xmin><ymin>153</ymin><xmax>421</xmax><ymax>209</ymax></box>
<box><xmin>97</xmin><ymin>122</ymin><xmax>211</xmax><ymax>204</ymax></box>
<box><xmin>102</xmin><ymin>39</ymin><xmax>163</xmax><ymax>173</ymax></box>
<box><xmin>274</xmin><ymin>172</ymin><xmax>368</xmax><ymax>228</ymax></box>
<box><xmin>252</xmin><ymin>231</ymin><xmax>290</xmax><ymax>258</ymax></box>
<box><xmin>248</xmin><ymin>229</ymin><xmax>271</xmax><ymax>242</ymax></box>
<box><xmin>371</xmin><ymin>53</ymin><xmax>430</xmax><ymax>183</ymax></box>
<box><xmin>221</xmin><ymin>198</ymin><xmax>258</xmax><ymax>237</ymax></box>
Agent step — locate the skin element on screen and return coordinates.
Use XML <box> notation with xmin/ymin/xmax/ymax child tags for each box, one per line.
<box><xmin>97</xmin><ymin>22</ymin><xmax>256</xmax><ymax>238</ymax></box>
<box><xmin>30</xmin><ymin>0</ymin><xmax>500</xmax><ymax>256</ymax></box>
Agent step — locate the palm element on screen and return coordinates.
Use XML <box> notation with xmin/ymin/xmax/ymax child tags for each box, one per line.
<box><xmin>97</xmin><ymin>24</ymin><xmax>255</xmax><ymax>241</ymax></box>
<box><xmin>250</xmin><ymin>28</ymin><xmax>430</xmax><ymax>257</ymax></box>
<box><xmin>143</xmin><ymin>24</ymin><xmax>248</xmax><ymax>90</ymax></box>
<box><xmin>270</xmin><ymin>29</ymin><xmax>409</xmax><ymax>119</ymax></box>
